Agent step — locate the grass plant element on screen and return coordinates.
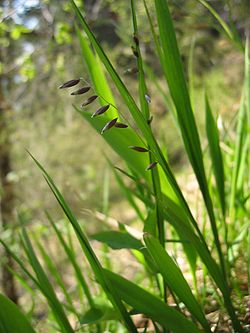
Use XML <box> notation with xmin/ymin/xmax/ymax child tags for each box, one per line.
<box><xmin>0</xmin><ymin>1</ymin><xmax>249</xmax><ymax>332</ymax></box>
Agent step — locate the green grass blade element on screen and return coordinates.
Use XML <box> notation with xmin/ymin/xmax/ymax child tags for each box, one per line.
<box><xmin>149</xmin><ymin>153</ymin><xmax>165</xmax><ymax>247</ymax></box>
<box><xmin>132</xmin><ymin>0</ymin><xmax>167</xmax><ymax>244</ymax></box>
<box><xmin>104</xmin><ymin>270</ymin><xmax>201</xmax><ymax>333</ymax></box>
<box><xmin>197</xmin><ymin>0</ymin><xmax>233</xmax><ymax>40</ymax></box>
<box><xmin>144</xmin><ymin>233</ymin><xmax>211</xmax><ymax>332</ymax></box>
<box><xmin>205</xmin><ymin>94</ymin><xmax>225</xmax><ymax>216</ymax></box>
<box><xmin>142</xmin><ymin>0</ymin><xmax>172</xmax><ymax>111</ymax></box>
<box><xmin>29</xmin><ymin>153</ymin><xmax>138</xmax><ymax>333</ymax></box>
<box><xmin>112</xmin><ymin>165</ymin><xmax>144</xmax><ymax>221</ymax></box>
<box><xmin>242</xmin><ymin>38</ymin><xmax>250</xmax><ymax>204</ymax></box>
<box><xmin>131</xmin><ymin>0</ymin><xmax>150</xmax><ymax>120</ymax></box>
<box><xmin>33</xmin><ymin>234</ymin><xmax>77</xmax><ymax>315</ymax></box>
<box><xmin>197</xmin><ymin>0</ymin><xmax>243</xmax><ymax>51</ymax></box>
<box><xmin>188</xmin><ymin>37</ymin><xmax>196</xmax><ymax>109</ymax></box>
<box><xmin>0</xmin><ymin>293</ymin><xmax>36</xmax><ymax>333</ymax></box>
<box><xmin>92</xmin><ymin>230</ymin><xmax>142</xmax><ymax>250</ymax></box>
<box><xmin>248</xmin><ymin>226</ymin><xmax>250</xmax><ymax>294</ymax></box>
<box><xmin>161</xmin><ymin>195</ymin><xmax>244</xmax><ymax>333</ymax></box>
<box><xmin>75</xmin><ymin>23</ymin><xmax>117</xmax><ymax>118</ymax></box>
<box><xmin>154</xmin><ymin>0</ymin><xmax>226</xmax><ymax>280</ymax></box>
<box><xmin>6</xmin><ymin>266</ymin><xmax>36</xmax><ymax>297</ymax></box>
<box><xmin>46</xmin><ymin>212</ymin><xmax>94</xmax><ymax>308</ymax></box>
<box><xmin>161</xmin><ymin>195</ymin><xmax>226</xmax><ymax>293</ymax></box>
<box><xmin>230</xmin><ymin>40</ymin><xmax>249</xmax><ymax>221</ymax></box>
<box><xmin>143</xmin><ymin>0</ymin><xmax>177</xmax><ymax>121</ymax></box>
<box><xmin>20</xmin><ymin>228</ymin><xmax>74</xmax><ymax>333</ymax></box>
<box><xmin>0</xmin><ymin>239</ymin><xmax>39</xmax><ymax>288</ymax></box>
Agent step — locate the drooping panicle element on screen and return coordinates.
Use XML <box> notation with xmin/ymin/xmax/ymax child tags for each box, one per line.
<box><xmin>101</xmin><ymin>118</ymin><xmax>118</xmax><ymax>134</ymax></box>
<box><xmin>59</xmin><ymin>79</ymin><xmax>80</xmax><ymax>89</ymax></box>
<box><xmin>71</xmin><ymin>87</ymin><xmax>91</xmax><ymax>95</ymax></box>
<box><xmin>91</xmin><ymin>105</ymin><xmax>110</xmax><ymax>118</ymax></box>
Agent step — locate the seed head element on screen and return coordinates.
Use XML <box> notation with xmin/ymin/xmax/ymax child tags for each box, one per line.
<box><xmin>71</xmin><ymin>87</ymin><xmax>90</xmax><ymax>95</ymax></box>
<box><xmin>115</xmin><ymin>122</ymin><xmax>128</xmax><ymax>128</ymax></box>
<box><xmin>91</xmin><ymin>104</ymin><xmax>110</xmax><ymax>118</ymax></box>
<box><xmin>81</xmin><ymin>95</ymin><xmax>98</xmax><ymax>107</ymax></box>
<box><xmin>101</xmin><ymin>118</ymin><xmax>118</xmax><ymax>134</ymax></box>
<box><xmin>59</xmin><ymin>79</ymin><xmax>80</xmax><ymax>89</ymax></box>
<box><xmin>129</xmin><ymin>146</ymin><xmax>149</xmax><ymax>152</ymax></box>
<box><xmin>146</xmin><ymin>161</ymin><xmax>158</xmax><ymax>170</ymax></box>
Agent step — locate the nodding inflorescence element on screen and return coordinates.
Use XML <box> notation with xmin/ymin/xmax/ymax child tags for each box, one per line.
<box><xmin>59</xmin><ymin>78</ymin><xmax>158</xmax><ymax>170</ymax></box>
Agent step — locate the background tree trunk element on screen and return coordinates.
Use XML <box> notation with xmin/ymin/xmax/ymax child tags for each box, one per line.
<box><xmin>0</xmin><ymin>80</ymin><xmax>18</xmax><ymax>304</ymax></box>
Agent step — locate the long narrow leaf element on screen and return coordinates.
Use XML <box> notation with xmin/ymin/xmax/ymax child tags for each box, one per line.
<box><xmin>104</xmin><ymin>270</ymin><xmax>201</xmax><ymax>333</ymax></box>
<box><xmin>154</xmin><ymin>0</ymin><xmax>227</xmax><ymax>281</ymax></box>
<box><xmin>205</xmin><ymin>94</ymin><xmax>225</xmax><ymax>216</ymax></box>
<box><xmin>131</xmin><ymin>0</ymin><xmax>150</xmax><ymax>120</ymax></box>
<box><xmin>0</xmin><ymin>293</ymin><xmax>36</xmax><ymax>333</ymax></box>
<box><xmin>46</xmin><ymin>212</ymin><xmax>94</xmax><ymax>308</ymax></box>
<box><xmin>144</xmin><ymin>233</ymin><xmax>211</xmax><ymax>332</ymax></box>
<box><xmin>197</xmin><ymin>0</ymin><xmax>243</xmax><ymax>51</ymax></box>
<box><xmin>21</xmin><ymin>228</ymin><xmax>74</xmax><ymax>333</ymax></box>
<box><xmin>29</xmin><ymin>153</ymin><xmax>137</xmax><ymax>333</ymax></box>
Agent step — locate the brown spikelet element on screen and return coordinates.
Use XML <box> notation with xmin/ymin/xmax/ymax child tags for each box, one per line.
<box><xmin>71</xmin><ymin>87</ymin><xmax>90</xmax><ymax>95</ymax></box>
<box><xmin>129</xmin><ymin>146</ymin><xmax>149</xmax><ymax>152</ymax></box>
<box><xmin>115</xmin><ymin>122</ymin><xmax>128</xmax><ymax>128</ymax></box>
<box><xmin>133</xmin><ymin>34</ymin><xmax>139</xmax><ymax>46</ymax></box>
<box><xmin>92</xmin><ymin>104</ymin><xmax>110</xmax><ymax>118</ymax></box>
<box><xmin>131</xmin><ymin>46</ymin><xmax>139</xmax><ymax>58</ymax></box>
<box><xmin>59</xmin><ymin>79</ymin><xmax>80</xmax><ymax>89</ymax></box>
<box><xmin>147</xmin><ymin>116</ymin><xmax>153</xmax><ymax>125</ymax></box>
<box><xmin>81</xmin><ymin>95</ymin><xmax>98</xmax><ymax>107</ymax></box>
<box><xmin>146</xmin><ymin>161</ymin><xmax>158</xmax><ymax>170</ymax></box>
<box><xmin>101</xmin><ymin>118</ymin><xmax>118</xmax><ymax>134</ymax></box>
